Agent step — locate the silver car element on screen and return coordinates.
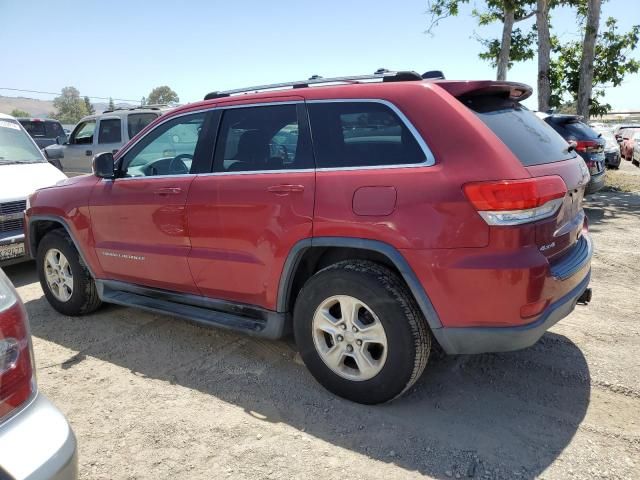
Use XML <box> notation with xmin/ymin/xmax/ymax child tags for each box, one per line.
<box><xmin>0</xmin><ymin>269</ymin><xmax>77</xmax><ymax>479</ymax></box>
<box><xmin>61</xmin><ymin>106</ymin><xmax>166</xmax><ymax>175</ymax></box>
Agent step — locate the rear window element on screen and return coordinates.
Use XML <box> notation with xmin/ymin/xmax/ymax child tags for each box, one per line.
<box><xmin>128</xmin><ymin>113</ymin><xmax>158</xmax><ymax>139</ymax></box>
<box><xmin>45</xmin><ymin>121</ymin><xmax>64</xmax><ymax>138</ymax></box>
<box><xmin>19</xmin><ymin>120</ymin><xmax>46</xmax><ymax>137</ymax></box>
<box><xmin>547</xmin><ymin>119</ymin><xmax>600</xmax><ymax>141</ymax></box>
<box><xmin>465</xmin><ymin>96</ymin><xmax>576</xmax><ymax>166</ymax></box>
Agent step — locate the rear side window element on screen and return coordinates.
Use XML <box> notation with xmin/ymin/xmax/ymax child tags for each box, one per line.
<box><xmin>20</xmin><ymin>121</ymin><xmax>46</xmax><ymax>137</ymax></box>
<box><xmin>466</xmin><ymin>96</ymin><xmax>576</xmax><ymax>166</ymax></box>
<box><xmin>128</xmin><ymin>113</ymin><xmax>158</xmax><ymax>139</ymax></box>
<box><xmin>307</xmin><ymin>102</ymin><xmax>426</xmax><ymax>168</ymax></box>
<box><xmin>98</xmin><ymin>118</ymin><xmax>122</xmax><ymax>144</ymax></box>
<box><xmin>214</xmin><ymin>104</ymin><xmax>313</xmax><ymax>172</ymax></box>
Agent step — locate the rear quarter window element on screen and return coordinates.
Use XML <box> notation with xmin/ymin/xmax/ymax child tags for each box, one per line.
<box><xmin>465</xmin><ymin>96</ymin><xmax>576</xmax><ymax>166</ymax></box>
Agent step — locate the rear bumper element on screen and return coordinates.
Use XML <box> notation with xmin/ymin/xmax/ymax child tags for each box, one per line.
<box><xmin>432</xmin><ymin>270</ymin><xmax>590</xmax><ymax>354</ymax></box>
<box><xmin>605</xmin><ymin>151</ymin><xmax>621</xmax><ymax>167</ymax></box>
<box><xmin>0</xmin><ymin>394</ymin><xmax>78</xmax><ymax>480</ymax></box>
<box><xmin>585</xmin><ymin>170</ymin><xmax>606</xmax><ymax>195</ymax></box>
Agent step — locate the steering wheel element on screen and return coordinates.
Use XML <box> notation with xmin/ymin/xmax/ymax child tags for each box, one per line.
<box><xmin>168</xmin><ymin>153</ymin><xmax>193</xmax><ymax>175</ymax></box>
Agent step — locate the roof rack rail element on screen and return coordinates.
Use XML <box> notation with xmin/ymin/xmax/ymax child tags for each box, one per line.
<box><xmin>203</xmin><ymin>69</ymin><xmax>424</xmax><ymax>100</ymax></box>
<box><xmin>102</xmin><ymin>103</ymin><xmax>174</xmax><ymax>114</ymax></box>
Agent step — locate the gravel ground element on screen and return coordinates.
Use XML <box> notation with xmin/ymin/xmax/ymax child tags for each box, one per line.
<box><xmin>4</xmin><ymin>161</ymin><xmax>640</xmax><ymax>480</ymax></box>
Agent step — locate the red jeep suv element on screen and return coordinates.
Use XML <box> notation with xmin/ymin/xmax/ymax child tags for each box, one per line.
<box><xmin>25</xmin><ymin>71</ymin><xmax>592</xmax><ymax>404</ymax></box>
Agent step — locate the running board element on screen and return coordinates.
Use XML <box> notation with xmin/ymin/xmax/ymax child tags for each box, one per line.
<box><xmin>95</xmin><ymin>280</ymin><xmax>287</xmax><ymax>339</ymax></box>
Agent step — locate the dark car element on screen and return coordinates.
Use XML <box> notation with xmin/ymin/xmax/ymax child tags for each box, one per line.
<box><xmin>543</xmin><ymin>114</ymin><xmax>605</xmax><ymax>195</ymax></box>
<box><xmin>25</xmin><ymin>72</ymin><xmax>592</xmax><ymax>404</ymax></box>
<box><xmin>17</xmin><ymin>118</ymin><xmax>67</xmax><ymax>149</ymax></box>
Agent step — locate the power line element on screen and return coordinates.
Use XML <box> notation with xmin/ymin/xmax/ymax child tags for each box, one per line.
<box><xmin>0</xmin><ymin>87</ymin><xmax>141</xmax><ymax>103</ymax></box>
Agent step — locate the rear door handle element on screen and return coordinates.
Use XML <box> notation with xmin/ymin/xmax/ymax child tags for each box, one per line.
<box><xmin>154</xmin><ymin>187</ymin><xmax>182</xmax><ymax>196</ymax></box>
<box><xmin>267</xmin><ymin>184</ymin><xmax>305</xmax><ymax>195</ymax></box>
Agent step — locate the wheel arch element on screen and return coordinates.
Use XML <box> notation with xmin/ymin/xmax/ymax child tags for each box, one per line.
<box><xmin>28</xmin><ymin>215</ymin><xmax>96</xmax><ymax>278</ymax></box>
<box><xmin>277</xmin><ymin>237</ymin><xmax>442</xmax><ymax>330</ymax></box>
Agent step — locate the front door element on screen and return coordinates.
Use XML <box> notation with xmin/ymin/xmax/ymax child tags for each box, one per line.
<box><xmin>64</xmin><ymin>119</ymin><xmax>97</xmax><ymax>175</ymax></box>
<box><xmin>89</xmin><ymin>111</ymin><xmax>213</xmax><ymax>294</ymax></box>
<box><xmin>187</xmin><ymin>101</ymin><xmax>315</xmax><ymax>309</ymax></box>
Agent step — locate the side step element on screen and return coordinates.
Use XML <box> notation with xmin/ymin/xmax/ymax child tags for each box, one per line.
<box><xmin>96</xmin><ymin>280</ymin><xmax>287</xmax><ymax>339</ymax></box>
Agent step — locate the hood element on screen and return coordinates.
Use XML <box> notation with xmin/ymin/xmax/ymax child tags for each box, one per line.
<box><xmin>0</xmin><ymin>162</ymin><xmax>68</xmax><ymax>202</ymax></box>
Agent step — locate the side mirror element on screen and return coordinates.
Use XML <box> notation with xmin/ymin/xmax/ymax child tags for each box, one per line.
<box><xmin>92</xmin><ymin>152</ymin><xmax>115</xmax><ymax>179</ymax></box>
<box><xmin>44</xmin><ymin>144</ymin><xmax>64</xmax><ymax>160</ymax></box>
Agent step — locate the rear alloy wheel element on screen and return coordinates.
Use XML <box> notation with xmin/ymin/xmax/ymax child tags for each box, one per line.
<box><xmin>294</xmin><ymin>260</ymin><xmax>432</xmax><ymax>404</ymax></box>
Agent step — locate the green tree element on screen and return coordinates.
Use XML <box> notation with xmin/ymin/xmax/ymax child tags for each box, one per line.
<box><xmin>51</xmin><ymin>86</ymin><xmax>89</xmax><ymax>124</ymax></box>
<box><xmin>84</xmin><ymin>96</ymin><xmax>95</xmax><ymax>115</ymax></box>
<box><xmin>426</xmin><ymin>0</ymin><xmax>536</xmax><ymax>80</ymax></box>
<box><xmin>108</xmin><ymin>97</ymin><xmax>115</xmax><ymax>111</ymax></box>
<box><xmin>147</xmin><ymin>86</ymin><xmax>179</xmax><ymax>105</ymax></box>
<box><xmin>550</xmin><ymin>17</ymin><xmax>640</xmax><ymax>117</ymax></box>
<box><xmin>140</xmin><ymin>96</ymin><xmax>146</xmax><ymax>106</ymax></box>
<box><xmin>10</xmin><ymin>109</ymin><xmax>30</xmax><ymax>117</ymax></box>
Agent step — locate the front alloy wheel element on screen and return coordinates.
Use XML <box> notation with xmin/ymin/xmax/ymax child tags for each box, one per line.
<box><xmin>44</xmin><ymin>249</ymin><xmax>74</xmax><ymax>302</ymax></box>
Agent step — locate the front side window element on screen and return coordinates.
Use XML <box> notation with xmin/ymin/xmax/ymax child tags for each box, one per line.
<box><xmin>214</xmin><ymin>104</ymin><xmax>312</xmax><ymax>172</ymax></box>
<box><xmin>121</xmin><ymin>112</ymin><xmax>206</xmax><ymax>177</ymax></box>
<box><xmin>70</xmin><ymin>120</ymin><xmax>96</xmax><ymax>145</ymax></box>
<box><xmin>128</xmin><ymin>113</ymin><xmax>158</xmax><ymax>139</ymax></box>
<box><xmin>98</xmin><ymin>118</ymin><xmax>122</xmax><ymax>144</ymax></box>
<box><xmin>0</xmin><ymin>119</ymin><xmax>45</xmax><ymax>164</ymax></box>
<box><xmin>307</xmin><ymin>102</ymin><xmax>426</xmax><ymax>168</ymax></box>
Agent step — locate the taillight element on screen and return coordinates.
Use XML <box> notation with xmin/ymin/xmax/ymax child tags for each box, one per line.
<box><xmin>0</xmin><ymin>271</ymin><xmax>34</xmax><ymax>419</ymax></box>
<box><xmin>575</xmin><ymin>140</ymin><xmax>600</xmax><ymax>153</ymax></box>
<box><xmin>463</xmin><ymin>176</ymin><xmax>567</xmax><ymax>226</ymax></box>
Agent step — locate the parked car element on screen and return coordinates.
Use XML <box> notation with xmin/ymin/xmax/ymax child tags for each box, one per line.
<box><xmin>0</xmin><ymin>113</ymin><xmax>67</xmax><ymax>267</ymax></box>
<box><xmin>17</xmin><ymin>118</ymin><xmax>67</xmax><ymax>149</ymax></box>
<box><xmin>596</xmin><ymin>129</ymin><xmax>622</xmax><ymax>169</ymax></box>
<box><xmin>25</xmin><ymin>72</ymin><xmax>592</xmax><ymax>404</ymax></box>
<box><xmin>0</xmin><ymin>268</ymin><xmax>78</xmax><ymax>479</ymax></box>
<box><xmin>620</xmin><ymin>128</ymin><xmax>640</xmax><ymax>161</ymax></box>
<box><xmin>59</xmin><ymin>106</ymin><xmax>165</xmax><ymax>175</ymax></box>
<box><xmin>542</xmin><ymin>114</ymin><xmax>606</xmax><ymax>194</ymax></box>
<box><xmin>633</xmin><ymin>136</ymin><xmax>640</xmax><ymax>166</ymax></box>
<box><xmin>614</xmin><ymin>124</ymin><xmax>640</xmax><ymax>143</ymax></box>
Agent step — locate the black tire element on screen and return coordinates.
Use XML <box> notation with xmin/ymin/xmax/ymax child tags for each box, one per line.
<box><xmin>293</xmin><ymin>260</ymin><xmax>431</xmax><ymax>404</ymax></box>
<box><xmin>37</xmin><ymin>229</ymin><xmax>102</xmax><ymax>316</ymax></box>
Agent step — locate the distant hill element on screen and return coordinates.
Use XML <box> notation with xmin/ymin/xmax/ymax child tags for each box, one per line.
<box><xmin>0</xmin><ymin>95</ymin><xmax>55</xmax><ymax>117</ymax></box>
<box><xmin>0</xmin><ymin>95</ymin><xmax>136</xmax><ymax>119</ymax></box>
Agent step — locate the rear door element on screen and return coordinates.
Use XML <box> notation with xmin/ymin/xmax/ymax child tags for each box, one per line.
<box><xmin>186</xmin><ymin>100</ymin><xmax>315</xmax><ymax>308</ymax></box>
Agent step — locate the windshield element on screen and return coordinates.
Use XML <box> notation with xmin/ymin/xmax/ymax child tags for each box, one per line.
<box><xmin>0</xmin><ymin>119</ymin><xmax>45</xmax><ymax>164</ymax></box>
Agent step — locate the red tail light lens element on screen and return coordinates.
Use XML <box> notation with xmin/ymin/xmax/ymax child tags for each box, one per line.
<box><xmin>0</xmin><ymin>272</ymin><xmax>34</xmax><ymax>419</ymax></box>
<box><xmin>575</xmin><ymin>140</ymin><xmax>600</xmax><ymax>153</ymax></box>
<box><xmin>463</xmin><ymin>176</ymin><xmax>567</xmax><ymax>226</ymax></box>
<box><xmin>464</xmin><ymin>176</ymin><xmax>567</xmax><ymax>211</ymax></box>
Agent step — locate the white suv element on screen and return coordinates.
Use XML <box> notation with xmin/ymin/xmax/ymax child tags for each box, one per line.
<box><xmin>0</xmin><ymin>113</ymin><xmax>67</xmax><ymax>267</ymax></box>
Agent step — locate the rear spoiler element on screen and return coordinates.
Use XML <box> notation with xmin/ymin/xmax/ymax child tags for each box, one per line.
<box><xmin>434</xmin><ymin>80</ymin><xmax>533</xmax><ymax>102</ymax></box>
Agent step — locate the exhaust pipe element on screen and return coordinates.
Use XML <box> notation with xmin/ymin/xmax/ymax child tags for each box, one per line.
<box><xmin>577</xmin><ymin>287</ymin><xmax>592</xmax><ymax>305</ymax></box>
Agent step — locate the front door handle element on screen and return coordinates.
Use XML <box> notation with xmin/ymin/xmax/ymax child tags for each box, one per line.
<box><xmin>154</xmin><ymin>187</ymin><xmax>183</xmax><ymax>196</ymax></box>
<box><xmin>85</xmin><ymin>150</ymin><xmax>93</xmax><ymax>156</ymax></box>
<box><xmin>267</xmin><ymin>184</ymin><xmax>305</xmax><ymax>195</ymax></box>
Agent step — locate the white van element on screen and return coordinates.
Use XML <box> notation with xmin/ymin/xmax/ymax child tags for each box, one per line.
<box><xmin>0</xmin><ymin>113</ymin><xmax>67</xmax><ymax>266</ymax></box>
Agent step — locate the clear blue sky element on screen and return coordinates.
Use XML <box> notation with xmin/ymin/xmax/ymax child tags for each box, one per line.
<box><xmin>1</xmin><ymin>0</ymin><xmax>638</xmax><ymax>110</ymax></box>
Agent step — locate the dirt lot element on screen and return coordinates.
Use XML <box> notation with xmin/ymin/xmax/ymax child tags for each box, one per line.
<box><xmin>5</xmin><ymin>161</ymin><xmax>640</xmax><ymax>480</ymax></box>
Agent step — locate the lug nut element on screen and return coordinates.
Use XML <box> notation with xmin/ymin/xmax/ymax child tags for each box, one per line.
<box><xmin>337</xmin><ymin>335</ymin><xmax>344</xmax><ymax>342</ymax></box>
<box><xmin>346</xmin><ymin>345</ymin><xmax>353</xmax><ymax>353</ymax></box>
<box><xmin>340</xmin><ymin>324</ymin><xmax>347</xmax><ymax>330</ymax></box>
<box><xmin>356</xmin><ymin>339</ymin><xmax>362</xmax><ymax>346</ymax></box>
<box><xmin>352</xmin><ymin>326</ymin><xmax>358</xmax><ymax>332</ymax></box>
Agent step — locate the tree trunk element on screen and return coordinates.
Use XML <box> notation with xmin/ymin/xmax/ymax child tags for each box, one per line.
<box><xmin>536</xmin><ymin>0</ymin><xmax>552</xmax><ymax>112</ymax></box>
<box><xmin>577</xmin><ymin>0</ymin><xmax>602</xmax><ymax>119</ymax></box>
<box><xmin>497</xmin><ymin>8</ymin><xmax>515</xmax><ymax>81</ymax></box>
